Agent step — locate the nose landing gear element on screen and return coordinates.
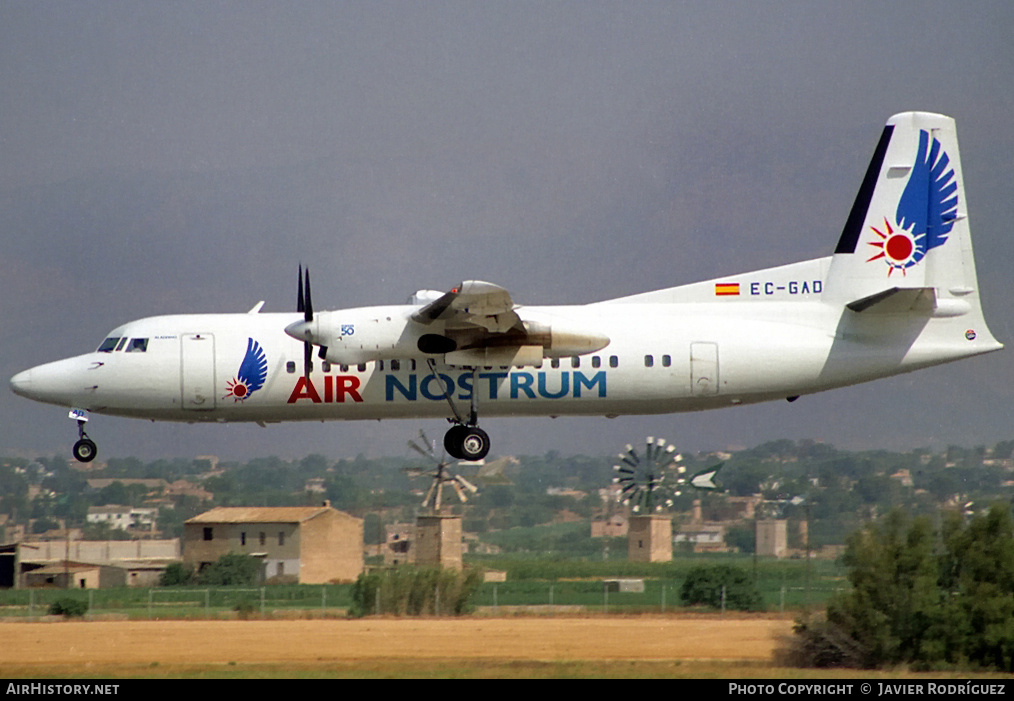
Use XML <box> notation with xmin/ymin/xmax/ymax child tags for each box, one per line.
<box><xmin>68</xmin><ymin>409</ymin><xmax>97</xmax><ymax>463</ymax></box>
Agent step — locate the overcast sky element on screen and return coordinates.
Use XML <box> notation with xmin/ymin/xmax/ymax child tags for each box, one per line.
<box><xmin>2</xmin><ymin>1</ymin><xmax>1013</xmax><ymax>463</ymax></box>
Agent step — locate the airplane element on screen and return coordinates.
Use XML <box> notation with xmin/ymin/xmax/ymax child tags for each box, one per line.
<box><xmin>9</xmin><ymin>112</ymin><xmax>1002</xmax><ymax>464</ymax></box>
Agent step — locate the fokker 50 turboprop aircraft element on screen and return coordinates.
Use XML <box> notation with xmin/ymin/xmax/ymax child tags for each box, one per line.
<box><xmin>10</xmin><ymin>112</ymin><xmax>1003</xmax><ymax>463</ymax></box>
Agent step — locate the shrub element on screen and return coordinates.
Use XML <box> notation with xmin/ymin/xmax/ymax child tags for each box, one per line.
<box><xmin>195</xmin><ymin>553</ymin><xmax>262</xmax><ymax>586</ymax></box>
<box><xmin>776</xmin><ymin>615</ymin><xmax>867</xmax><ymax>669</ymax></box>
<box><xmin>49</xmin><ymin>597</ymin><xmax>88</xmax><ymax>618</ymax></box>
<box><xmin>350</xmin><ymin>566</ymin><xmax>484</xmax><ymax>617</ymax></box>
<box><xmin>234</xmin><ymin>600</ymin><xmax>258</xmax><ymax>619</ymax></box>
<box><xmin>159</xmin><ymin>562</ymin><xmax>195</xmax><ymax>586</ymax></box>
<box><xmin>679</xmin><ymin>564</ymin><xmax>763</xmax><ymax>611</ymax></box>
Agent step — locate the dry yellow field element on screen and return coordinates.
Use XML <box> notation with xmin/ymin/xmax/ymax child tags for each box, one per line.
<box><xmin>0</xmin><ymin>614</ymin><xmax>793</xmax><ymax>676</ymax></box>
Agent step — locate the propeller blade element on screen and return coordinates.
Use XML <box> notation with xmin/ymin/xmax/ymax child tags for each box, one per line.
<box><xmin>304</xmin><ymin>266</ymin><xmax>313</xmax><ymax>322</ymax></box>
<box><xmin>297</xmin><ymin>264</ymin><xmax>305</xmax><ymax>314</ymax></box>
<box><xmin>296</xmin><ymin>265</ymin><xmax>315</xmax><ymax>378</ymax></box>
<box><xmin>451</xmin><ymin>480</ymin><xmax>467</xmax><ymax>503</ymax></box>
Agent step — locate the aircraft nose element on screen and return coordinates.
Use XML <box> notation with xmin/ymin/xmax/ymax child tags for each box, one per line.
<box><xmin>9</xmin><ymin>368</ymin><xmax>33</xmax><ymax>398</ymax></box>
<box><xmin>9</xmin><ymin>357</ymin><xmax>96</xmax><ymax>407</ymax></box>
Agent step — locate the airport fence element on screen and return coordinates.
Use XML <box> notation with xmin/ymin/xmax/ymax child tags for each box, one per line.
<box><xmin>0</xmin><ymin>577</ymin><xmax>843</xmax><ymax>619</ymax></box>
<box><xmin>0</xmin><ymin>584</ymin><xmax>355</xmax><ymax>620</ymax></box>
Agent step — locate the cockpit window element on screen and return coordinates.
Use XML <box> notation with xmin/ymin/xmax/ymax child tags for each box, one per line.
<box><xmin>97</xmin><ymin>337</ymin><xmax>149</xmax><ymax>353</ymax></box>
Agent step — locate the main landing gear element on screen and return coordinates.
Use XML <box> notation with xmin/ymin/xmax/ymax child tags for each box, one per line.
<box><xmin>444</xmin><ymin>424</ymin><xmax>490</xmax><ymax>462</ymax></box>
<box><xmin>69</xmin><ymin>409</ymin><xmax>97</xmax><ymax>463</ymax></box>
<box><xmin>428</xmin><ymin>361</ymin><xmax>491</xmax><ymax>462</ymax></box>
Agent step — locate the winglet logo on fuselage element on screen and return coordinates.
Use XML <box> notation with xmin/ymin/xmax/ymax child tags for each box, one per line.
<box><xmin>866</xmin><ymin>129</ymin><xmax>958</xmax><ymax>276</ymax></box>
<box><xmin>224</xmin><ymin>338</ymin><xmax>268</xmax><ymax>402</ymax></box>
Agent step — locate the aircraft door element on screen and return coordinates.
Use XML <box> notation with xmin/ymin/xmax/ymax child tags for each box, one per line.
<box><xmin>690</xmin><ymin>342</ymin><xmax>719</xmax><ymax>396</ymax></box>
<box><xmin>181</xmin><ymin>333</ymin><xmax>217</xmax><ymax>410</ymax></box>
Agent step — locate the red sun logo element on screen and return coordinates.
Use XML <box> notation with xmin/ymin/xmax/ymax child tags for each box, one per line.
<box><xmin>867</xmin><ymin>218</ymin><xmax>918</xmax><ymax>276</ymax></box>
<box><xmin>224</xmin><ymin>378</ymin><xmax>250</xmax><ymax>402</ymax></box>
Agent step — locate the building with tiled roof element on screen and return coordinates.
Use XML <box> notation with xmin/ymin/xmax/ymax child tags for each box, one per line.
<box><xmin>183</xmin><ymin>503</ymin><xmax>362</xmax><ymax>584</ymax></box>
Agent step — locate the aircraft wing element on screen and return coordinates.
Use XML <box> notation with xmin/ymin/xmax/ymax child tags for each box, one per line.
<box><xmin>412</xmin><ymin>280</ymin><xmax>522</xmax><ymax>334</ymax></box>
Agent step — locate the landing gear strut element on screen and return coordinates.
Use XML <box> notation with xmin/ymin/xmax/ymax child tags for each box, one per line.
<box><xmin>69</xmin><ymin>409</ymin><xmax>97</xmax><ymax>463</ymax></box>
<box><xmin>427</xmin><ymin>361</ymin><xmax>491</xmax><ymax>462</ymax></box>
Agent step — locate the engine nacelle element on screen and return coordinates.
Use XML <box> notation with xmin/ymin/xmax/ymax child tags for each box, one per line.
<box><xmin>287</xmin><ymin>307</ymin><xmax>610</xmax><ymax>367</ymax></box>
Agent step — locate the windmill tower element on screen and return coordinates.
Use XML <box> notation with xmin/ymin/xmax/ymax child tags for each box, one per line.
<box><xmin>614</xmin><ymin>437</ymin><xmax>683</xmax><ymax>562</ymax></box>
<box><xmin>405</xmin><ymin>431</ymin><xmax>479</xmax><ymax>570</ymax></box>
<box><xmin>613</xmin><ymin>437</ymin><xmax>723</xmax><ymax>562</ymax></box>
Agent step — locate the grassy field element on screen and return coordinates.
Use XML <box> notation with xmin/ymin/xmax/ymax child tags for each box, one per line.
<box><xmin>0</xmin><ymin>554</ymin><xmax>844</xmax><ymax>619</ymax></box>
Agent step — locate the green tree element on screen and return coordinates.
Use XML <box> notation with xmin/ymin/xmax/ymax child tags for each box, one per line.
<box><xmin>793</xmin><ymin>505</ymin><xmax>1014</xmax><ymax>671</ymax></box>
<box><xmin>825</xmin><ymin>509</ymin><xmax>941</xmax><ymax>667</ymax></box>
<box><xmin>940</xmin><ymin>506</ymin><xmax>1014</xmax><ymax>670</ymax></box>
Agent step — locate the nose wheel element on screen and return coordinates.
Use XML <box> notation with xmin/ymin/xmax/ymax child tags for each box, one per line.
<box><xmin>68</xmin><ymin>409</ymin><xmax>97</xmax><ymax>463</ymax></box>
<box><xmin>73</xmin><ymin>436</ymin><xmax>98</xmax><ymax>463</ymax></box>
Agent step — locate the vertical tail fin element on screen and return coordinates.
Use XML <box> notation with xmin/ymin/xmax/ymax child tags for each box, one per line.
<box><xmin>825</xmin><ymin>112</ymin><xmax>977</xmax><ymax>305</ymax></box>
<box><xmin>824</xmin><ymin>112</ymin><xmax>1001</xmax><ymax>357</ymax></box>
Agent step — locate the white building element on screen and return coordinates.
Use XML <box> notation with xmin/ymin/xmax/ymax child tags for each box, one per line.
<box><xmin>87</xmin><ymin>505</ymin><xmax>159</xmax><ymax>532</ymax></box>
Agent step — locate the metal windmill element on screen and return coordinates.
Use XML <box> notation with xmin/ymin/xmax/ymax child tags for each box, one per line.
<box><xmin>405</xmin><ymin>430</ymin><xmax>479</xmax><ymax>513</ymax></box>
<box><xmin>613</xmin><ymin>436</ymin><xmax>723</xmax><ymax>512</ymax></box>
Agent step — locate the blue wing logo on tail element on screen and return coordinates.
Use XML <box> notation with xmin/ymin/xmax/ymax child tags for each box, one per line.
<box><xmin>867</xmin><ymin>129</ymin><xmax>958</xmax><ymax>276</ymax></box>
<box><xmin>224</xmin><ymin>338</ymin><xmax>268</xmax><ymax>402</ymax></box>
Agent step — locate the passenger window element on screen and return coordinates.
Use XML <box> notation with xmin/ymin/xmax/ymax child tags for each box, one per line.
<box><xmin>592</xmin><ymin>357</ymin><xmax>601</xmax><ymax>368</ymax></box>
<box><xmin>377</xmin><ymin>360</ymin><xmax>385</xmax><ymax>371</ymax></box>
<box><xmin>286</xmin><ymin>361</ymin><xmax>296</xmax><ymax>374</ymax></box>
<box><xmin>322</xmin><ymin>361</ymin><xmax>331</xmax><ymax>372</ymax></box>
<box><xmin>340</xmin><ymin>364</ymin><xmax>349</xmax><ymax>372</ymax></box>
<box><xmin>97</xmin><ymin>338</ymin><xmax>121</xmax><ymax>353</ymax></box>
<box><xmin>391</xmin><ymin>359</ymin><xmax>401</xmax><ymax>371</ymax></box>
<box><xmin>357</xmin><ymin>363</ymin><xmax>366</xmax><ymax>372</ymax></box>
<box><xmin>609</xmin><ymin>356</ymin><xmax>619</xmax><ymax>368</ymax></box>
<box><xmin>662</xmin><ymin>355</ymin><xmax>671</xmax><ymax>367</ymax></box>
<box><xmin>551</xmin><ymin>359</ymin><xmax>560</xmax><ymax>369</ymax></box>
<box><xmin>125</xmin><ymin>338</ymin><xmax>148</xmax><ymax>353</ymax></box>
<box><xmin>644</xmin><ymin>355</ymin><xmax>654</xmax><ymax>368</ymax></box>
<box><xmin>571</xmin><ymin>357</ymin><xmax>580</xmax><ymax>369</ymax></box>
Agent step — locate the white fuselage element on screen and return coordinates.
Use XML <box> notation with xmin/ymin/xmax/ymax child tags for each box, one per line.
<box><xmin>9</xmin><ymin>285</ymin><xmax>995</xmax><ymax>426</ymax></box>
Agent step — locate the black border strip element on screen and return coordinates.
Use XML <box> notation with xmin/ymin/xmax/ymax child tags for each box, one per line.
<box><xmin>834</xmin><ymin>124</ymin><xmax>894</xmax><ymax>254</ymax></box>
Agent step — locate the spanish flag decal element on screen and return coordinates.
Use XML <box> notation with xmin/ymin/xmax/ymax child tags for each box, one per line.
<box><xmin>714</xmin><ymin>283</ymin><xmax>740</xmax><ymax>296</ymax></box>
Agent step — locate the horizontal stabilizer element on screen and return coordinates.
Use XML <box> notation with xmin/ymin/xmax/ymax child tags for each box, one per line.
<box><xmin>847</xmin><ymin>287</ymin><xmax>934</xmax><ymax>313</ymax></box>
<box><xmin>846</xmin><ymin>286</ymin><xmax>974</xmax><ymax>318</ymax></box>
